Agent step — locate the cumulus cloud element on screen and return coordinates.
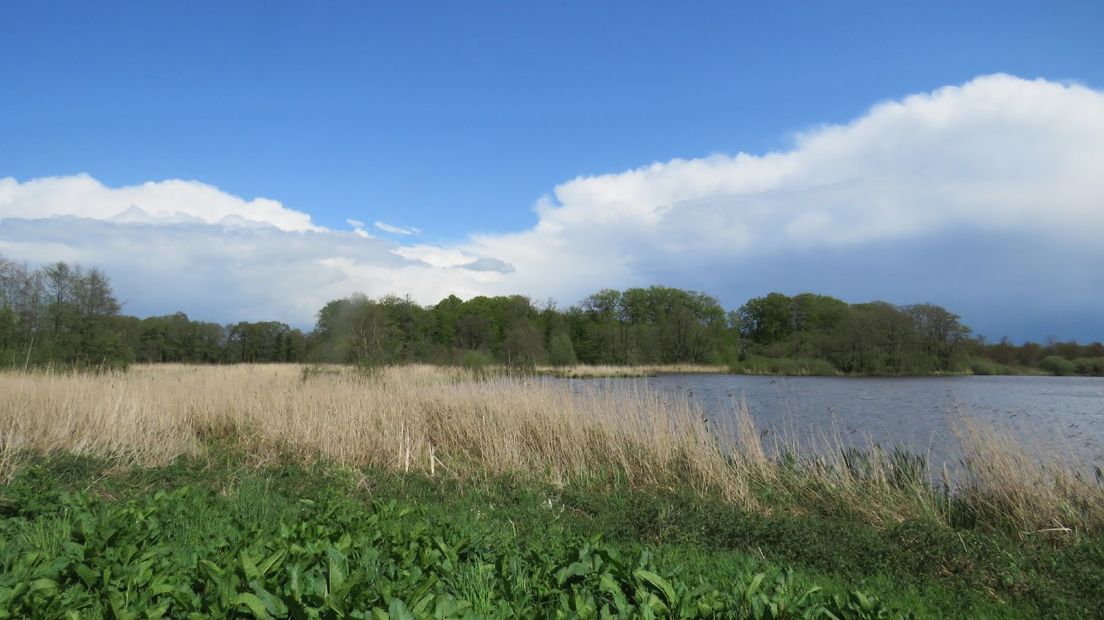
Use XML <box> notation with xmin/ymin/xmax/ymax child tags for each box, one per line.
<box><xmin>389</xmin><ymin>245</ymin><xmax>511</xmax><ymax>273</ymax></box>
<box><xmin>0</xmin><ymin>216</ymin><xmax>507</xmax><ymax>325</ymax></box>
<box><xmin>0</xmin><ymin>174</ymin><xmax>320</xmax><ymax>231</ymax></box>
<box><xmin>455</xmin><ymin>74</ymin><xmax>1104</xmax><ymax>339</ymax></box>
<box><xmin>0</xmin><ymin>180</ymin><xmax>509</xmax><ymax>326</ymax></box>
<box><xmin>1</xmin><ymin>74</ymin><xmax>1102</xmax><ymax>339</ymax></box>
<box><xmin>374</xmin><ymin>221</ymin><xmax>421</xmax><ymax>236</ymax></box>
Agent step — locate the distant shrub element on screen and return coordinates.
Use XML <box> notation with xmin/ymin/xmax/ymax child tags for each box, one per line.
<box><xmin>730</xmin><ymin>356</ymin><xmax>839</xmax><ymax>376</ymax></box>
<box><xmin>1072</xmin><ymin>357</ymin><xmax>1104</xmax><ymax>377</ymax></box>
<box><xmin>1040</xmin><ymin>355</ymin><xmax>1076</xmax><ymax>376</ymax></box>
<box><xmin>459</xmin><ymin>349</ymin><xmax>495</xmax><ymax>378</ymax></box>
<box><xmin>967</xmin><ymin>357</ymin><xmax>1012</xmax><ymax>376</ymax></box>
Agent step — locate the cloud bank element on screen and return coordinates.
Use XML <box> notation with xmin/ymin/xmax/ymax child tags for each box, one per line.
<box><xmin>2</xmin><ymin>74</ymin><xmax>1102</xmax><ymax>339</ymax></box>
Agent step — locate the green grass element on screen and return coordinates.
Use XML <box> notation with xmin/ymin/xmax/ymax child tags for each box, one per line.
<box><xmin>3</xmin><ymin>453</ymin><xmax>1103</xmax><ymax>618</ymax></box>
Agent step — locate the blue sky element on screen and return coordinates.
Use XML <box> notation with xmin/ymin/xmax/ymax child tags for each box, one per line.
<box><xmin>2</xmin><ymin>2</ymin><xmax>1103</xmax><ymax>340</ymax></box>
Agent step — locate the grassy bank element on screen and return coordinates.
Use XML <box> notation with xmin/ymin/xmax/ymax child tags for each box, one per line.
<box><xmin>4</xmin><ymin>453</ymin><xmax>1104</xmax><ymax>618</ymax></box>
<box><xmin>2</xmin><ymin>365</ymin><xmax>1103</xmax><ymax>617</ymax></box>
<box><xmin>2</xmin><ymin>455</ymin><xmax>928</xmax><ymax>618</ymax></box>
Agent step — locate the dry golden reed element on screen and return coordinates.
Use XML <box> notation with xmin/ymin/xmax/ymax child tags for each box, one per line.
<box><xmin>952</xmin><ymin>417</ymin><xmax>1104</xmax><ymax>536</ymax></box>
<box><xmin>0</xmin><ymin>364</ymin><xmax>738</xmax><ymax>498</ymax></box>
<box><xmin>1</xmin><ymin>364</ymin><xmax>1101</xmax><ymax>534</ymax></box>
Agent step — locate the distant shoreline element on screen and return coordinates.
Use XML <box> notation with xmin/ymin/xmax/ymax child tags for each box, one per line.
<box><xmin>532</xmin><ymin>361</ymin><xmax>1068</xmax><ymax>379</ymax></box>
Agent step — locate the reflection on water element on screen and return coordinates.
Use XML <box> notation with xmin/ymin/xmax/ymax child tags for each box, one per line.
<box><xmin>562</xmin><ymin>374</ymin><xmax>1104</xmax><ymax>470</ymax></box>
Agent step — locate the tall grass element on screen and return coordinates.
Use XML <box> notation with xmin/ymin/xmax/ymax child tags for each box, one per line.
<box><xmin>952</xmin><ymin>417</ymin><xmax>1104</xmax><ymax>535</ymax></box>
<box><xmin>1</xmin><ymin>364</ymin><xmax>1101</xmax><ymax>535</ymax></box>
<box><xmin>0</xmin><ymin>365</ymin><xmax>737</xmax><ymax>499</ymax></box>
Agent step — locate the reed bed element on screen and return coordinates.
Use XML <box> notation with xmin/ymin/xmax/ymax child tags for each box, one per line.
<box><xmin>0</xmin><ymin>364</ymin><xmax>737</xmax><ymax>499</ymax></box>
<box><xmin>1</xmin><ymin>364</ymin><xmax>1101</xmax><ymax>536</ymax></box>
<box><xmin>952</xmin><ymin>417</ymin><xmax>1104</xmax><ymax>536</ymax></box>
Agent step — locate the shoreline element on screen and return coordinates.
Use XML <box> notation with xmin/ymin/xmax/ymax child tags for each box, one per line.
<box><xmin>533</xmin><ymin>363</ymin><xmax>1059</xmax><ymax>379</ymax></box>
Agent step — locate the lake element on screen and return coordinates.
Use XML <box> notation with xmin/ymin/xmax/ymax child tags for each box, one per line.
<box><xmin>562</xmin><ymin>374</ymin><xmax>1104</xmax><ymax>471</ymax></box>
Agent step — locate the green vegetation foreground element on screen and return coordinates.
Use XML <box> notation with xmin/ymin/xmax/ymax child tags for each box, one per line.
<box><xmin>5</xmin><ymin>453</ymin><xmax>1104</xmax><ymax>619</ymax></box>
<box><xmin>2</xmin><ymin>458</ymin><xmax>927</xmax><ymax>619</ymax></box>
<box><xmin>2</xmin><ymin>365</ymin><xmax>1104</xmax><ymax>617</ymax></box>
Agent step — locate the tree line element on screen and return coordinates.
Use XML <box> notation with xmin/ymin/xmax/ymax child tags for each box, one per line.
<box><xmin>1</xmin><ymin>254</ymin><xmax>1100</xmax><ymax>375</ymax></box>
<box><xmin>0</xmin><ymin>257</ymin><xmax>305</xmax><ymax>368</ymax></box>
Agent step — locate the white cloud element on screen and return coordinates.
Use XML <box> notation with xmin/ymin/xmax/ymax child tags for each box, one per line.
<box><xmin>345</xmin><ymin>219</ymin><xmax>375</xmax><ymax>239</ymax></box>
<box><xmin>451</xmin><ymin>74</ymin><xmax>1104</xmax><ymax>338</ymax></box>
<box><xmin>0</xmin><ymin>174</ymin><xmax>320</xmax><ymax>232</ymax></box>
<box><xmin>374</xmin><ymin>221</ymin><xmax>421</xmax><ymax>236</ymax></box>
<box><xmin>0</xmin><ymin>217</ymin><xmax>509</xmax><ymax>326</ymax></box>
<box><xmin>0</xmin><ymin>179</ymin><xmax>507</xmax><ymax>326</ymax></box>
<box><xmin>1</xmin><ymin>74</ymin><xmax>1102</xmax><ymax>339</ymax></box>
<box><xmin>390</xmin><ymin>245</ymin><xmax>514</xmax><ymax>273</ymax></box>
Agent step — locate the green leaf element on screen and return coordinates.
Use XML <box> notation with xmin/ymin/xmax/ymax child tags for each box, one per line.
<box><xmin>74</xmin><ymin>564</ymin><xmax>97</xmax><ymax>588</ymax></box>
<box><xmin>556</xmin><ymin>561</ymin><xmax>591</xmax><ymax>585</ymax></box>
<box><xmin>633</xmin><ymin>569</ymin><xmax>676</xmax><ymax>607</ymax></box>
<box><xmin>259</xmin><ymin>548</ymin><xmax>287</xmax><ymax>577</ymax></box>
<box><xmin>287</xmin><ymin>563</ymin><xmax>303</xmax><ymax>602</ymax></box>
<box><xmin>599</xmin><ymin>574</ymin><xmax>630</xmax><ymax>612</ymax></box>
<box><xmin>388</xmin><ymin>599</ymin><xmax>415</xmax><ymax>620</ymax></box>
<box><xmin>233</xmin><ymin>592</ymin><xmax>273</xmax><ymax>619</ymax></box>
<box><xmin>743</xmin><ymin>572</ymin><xmax>766</xmax><ymax>602</ymax></box>
<box><xmin>241</xmin><ymin>550</ymin><xmax>261</xmax><ymax>582</ymax></box>
<box><xmin>327</xmin><ymin>546</ymin><xmax>348</xmax><ymax>594</ymax></box>
<box><xmin>251</xmin><ymin>582</ymin><xmax>290</xmax><ymax>617</ymax></box>
<box><xmin>26</xmin><ymin>578</ymin><xmax>58</xmax><ymax>593</ymax></box>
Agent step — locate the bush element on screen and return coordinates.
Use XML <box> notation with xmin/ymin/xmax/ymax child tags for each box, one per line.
<box><xmin>1073</xmin><ymin>357</ymin><xmax>1104</xmax><ymax>377</ymax></box>
<box><xmin>1041</xmin><ymin>355</ymin><xmax>1076</xmax><ymax>376</ymax></box>
<box><xmin>459</xmin><ymin>349</ymin><xmax>495</xmax><ymax>378</ymax></box>
<box><xmin>967</xmin><ymin>357</ymin><xmax>1012</xmax><ymax>375</ymax></box>
<box><xmin>730</xmin><ymin>356</ymin><xmax>839</xmax><ymax>376</ymax></box>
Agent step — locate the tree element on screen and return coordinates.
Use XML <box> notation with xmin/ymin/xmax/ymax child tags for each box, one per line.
<box><xmin>430</xmin><ymin>294</ymin><xmax>464</xmax><ymax>351</ymax></box>
<box><xmin>547</xmin><ymin>332</ymin><xmax>577</xmax><ymax>366</ymax></box>
<box><xmin>455</xmin><ymin>314</ymin><xmax>491</xmax><ymax>351</ymax></box>
<box><xmin>904</xmin><ymin>303</ymin><xmax>971</xmax><ymax>371</ymax></box>
<box><xmin>822</xmin><ymin>302</ymin><xmax>915</xmax><ymax>374</ymax></box>
<box><xmin>501</xmin><ymin>320</ymin><xmax>544</xmax><ymax>369</ymax></box>
<box><xmin>737</xmin><ymin>293</ymin><xmax>794</xmax><ymax>345</ymax></box>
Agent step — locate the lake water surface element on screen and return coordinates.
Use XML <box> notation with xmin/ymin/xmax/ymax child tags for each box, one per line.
<box><xmin>564</xmin><ymin>374</ymin><xmax>1104</xmax><ymax>471</ymax></box>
